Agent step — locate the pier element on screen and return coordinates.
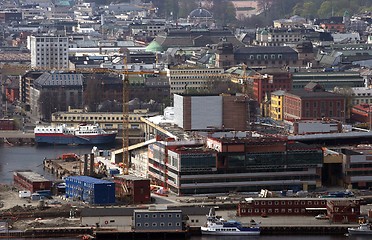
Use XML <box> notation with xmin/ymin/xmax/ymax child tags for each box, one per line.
<box><xmin>0</xmin><ymin>131</ymin><xmax>35</xmax><ymax>145</ymax></box>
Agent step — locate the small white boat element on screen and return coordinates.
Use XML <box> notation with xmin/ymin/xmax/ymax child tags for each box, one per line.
<box><xmin>348</xmin><ymin>223</ymin><xmax>372</xmax><ymax>235</ymax></box>
<box><xmin>201</xmin><ymin>208</ymin><xmax>260</xmax><ymax>236</ymax></box>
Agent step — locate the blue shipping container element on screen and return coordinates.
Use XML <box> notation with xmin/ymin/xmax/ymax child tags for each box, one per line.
<box><xmin>65</xmin><ymin>176</ymin><xmax>115</xmax><ymax>205</ymax></box>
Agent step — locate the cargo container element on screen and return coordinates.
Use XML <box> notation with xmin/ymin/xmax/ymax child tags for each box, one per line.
<box><xmin>65</xmin><ymin>176</ymin><xmax>115</xmax><ymax>205</ymax></box>
<box><xmin>13</xmin><ymin>171</ymin><xmax>52</xmax><ymax>193</ymax></box>
<box><xmin>114</xmin><ymin>175</ymin><xmax>151</xmax><ymax>204</ymax></box>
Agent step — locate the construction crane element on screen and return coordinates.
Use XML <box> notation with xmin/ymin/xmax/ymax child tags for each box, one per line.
<box><xmin>121</xmin><ymin>55</ymin><xmax>129</xmax><ymax>175</ymax></box>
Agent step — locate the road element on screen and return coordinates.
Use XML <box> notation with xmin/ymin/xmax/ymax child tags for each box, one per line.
<box><xmin>0</xmin><ymin>130</ymin><xmax>34</xmax><ymax>138</ymax></box>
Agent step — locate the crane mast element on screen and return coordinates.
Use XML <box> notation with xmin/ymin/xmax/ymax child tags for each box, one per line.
<box><xmin>122</xmin><ymin>56</ymin><xmax>129</xmax><ymax>175</ymax></box>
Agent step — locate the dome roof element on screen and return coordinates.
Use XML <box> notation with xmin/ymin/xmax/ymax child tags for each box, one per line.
<box><xmin>145</xmin><ymin>40</ymin><xmax>163</xmax><ymax>53</ymax></box>
<box><xmin>260</xmin><ymin>29</ymin><xmax>268</xmax><ymax>35</ymax></box>
<box><xmin>188</xmin><ymin>7</ymin><xmax>213</xmax><ymax>19</ymax></box>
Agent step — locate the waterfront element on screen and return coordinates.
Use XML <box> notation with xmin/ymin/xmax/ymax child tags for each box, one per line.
<box><xmin>0</xmin><ymin>146</ymin><xmax>371</xmax><ymax>240</ymax></box>
<box><xmin>0</xmin><ymin>145</ymin><xmax>101</xmax><ymax>184</ymax></box>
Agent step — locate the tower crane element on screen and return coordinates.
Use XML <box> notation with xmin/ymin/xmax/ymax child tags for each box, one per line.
<box><xmin>122</xmin><ymin>55</ymin><xmax>129</xmax><ymax>175</ymax></box>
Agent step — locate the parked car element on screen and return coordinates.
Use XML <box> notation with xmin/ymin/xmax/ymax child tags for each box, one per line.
<box><xmin>315</xmin><ymin>214</ymin><xmax>329</xmax><ymax>220</ymax></box>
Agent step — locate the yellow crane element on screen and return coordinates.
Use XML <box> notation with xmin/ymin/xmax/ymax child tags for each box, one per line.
<box><xmin>122</xmin><ymin>56</ymin><xmax>129</xmax><ymax>175</ymax></box>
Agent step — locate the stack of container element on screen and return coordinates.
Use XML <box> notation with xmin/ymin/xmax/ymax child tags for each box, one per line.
<box><xmin>65</xmin><ymin>176</ymin><xmax>115</xmax><ymax>205</ymax></box>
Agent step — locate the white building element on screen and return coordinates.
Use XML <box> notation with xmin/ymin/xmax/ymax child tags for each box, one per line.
<box><xmin>351</xmin><ymin>87</ymin><xmax>372</xmax><ymax>105</ymax></box>
<box><xmin>29</xmin><ymin>35</ymin><xmax>69</xmax><ymax>69</ymax></box>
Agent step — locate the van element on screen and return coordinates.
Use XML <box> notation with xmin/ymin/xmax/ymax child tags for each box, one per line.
<box><xmin>19</xmin><ymin>190</ymin><xmax>31</xmax><ymax>198</ymax></box>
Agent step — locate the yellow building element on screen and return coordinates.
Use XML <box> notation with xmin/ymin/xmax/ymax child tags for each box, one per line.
<box><xmin>270</xmin><ymin>90</ymin><xmax>286</xmax><ymax>121</ymax></box>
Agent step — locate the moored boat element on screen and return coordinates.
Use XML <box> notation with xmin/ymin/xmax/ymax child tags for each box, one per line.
<box><xmin>348</xmin><ymin>223</ymin><xmax>372</xmax><ymax>235</ymax></box>
<box><xmin>201</xmin><ymin>208</ymin><xmax>260</xmax><ymax>236</ymax></box>
<box><xmin>34</xmin><ymin>124</ymin><xmax>117</xmax><ymax>145</ymax></box>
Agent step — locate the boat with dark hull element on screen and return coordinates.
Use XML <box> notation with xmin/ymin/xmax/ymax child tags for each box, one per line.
<box><xmin>34</xmin><ymin>124</ymin><xmax>117</xmax><ymax>145</ymax></box>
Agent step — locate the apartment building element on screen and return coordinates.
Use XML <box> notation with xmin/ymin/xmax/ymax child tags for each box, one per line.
<box><xmin>29</xmin><ymin>35</ymin><xmax>69</xmax><ymax>69</ymax></box>
<box><xmin>165</xmin><ymin>67</ymin><xmax>225</xmax><ymax>96</ymax></box>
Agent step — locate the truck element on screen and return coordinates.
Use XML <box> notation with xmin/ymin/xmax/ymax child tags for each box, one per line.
<box><xmin>18</xmin><ymin>190</ymin><xmax>31</xmax><ymax>198</ymax></box>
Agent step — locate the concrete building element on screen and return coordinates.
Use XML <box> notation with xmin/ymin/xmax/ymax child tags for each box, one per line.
<box><xmin>165</xmin><ymin>67</ymin><xmax>225</xmax><ymax>96</ymax></box>
<box><xmin>30</xmin><ymin>72</ymin><xmax>83</xmax><ymax>121</ymax></box>
<box><xmin>292</xmin><ymin>71</ymin><xmax>365</xmax><ymax>91</ymax></box>
<box><xmin>148</xmin><ymin>136</ymin><xmax>323</xmax><ymax>195</ymax></box>
<box><xmin>255</xmin><ymin>27</ymin><xmax>309</xmax><ymax>46</ymax></box>
<box><xmin>234</xmin><ymin>46</ymin><xmax>299</xmax><ymax>69</ymax></box>
<box><xmin>341</xmin><ymin>147</ymin><xmax>372</xmax><ymax>189</ymax></box>
<box><xmin>133</xmin><ymin>209</ymin><xmax>183</xmax><ymax>231</ymax></box>
<box><xmin>173</xmin><ymin>94</ymin><xmax>257</xmax><ymax>131</ymax></box>
<box><xmin>351</xmin><ymin>87</ymin><xmax>372</xmax><ymax>105</ymax></box>
<box><xmin>29</xmin><ymin>35</ymin><xmax>69</xmax><ymax>69</ymax></box>
<box><xmin>284</xmin><ymin>82</ymin><xmax>346</xmax><ymax>122</ymax></box>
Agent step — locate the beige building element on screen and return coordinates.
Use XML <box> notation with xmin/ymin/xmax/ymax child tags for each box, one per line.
<box><xmin>51</xmin><ymin>107</ymin><xmax>158</xmax><ymax>130</ymax></box>
<box><xmin>166</xmin><ymin>67</ymin><xmax>225</xmax><ymax>96</ymax></box>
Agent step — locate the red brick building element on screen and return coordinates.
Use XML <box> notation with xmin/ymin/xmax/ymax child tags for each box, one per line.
<box><xmin>237</xmin><ymin>198</ymin><xmax>327</xmax><ymax>217</ymax></box>
<box><xmin>284</xmin><ymin>82</ymin><xmax>346</xmax><ymax>122</ymax></box>
<box><xmin>327</xmin><ymin>199</ymin><xmax>360</xmax><ymax>223</ymax></box>
<box><xmin>253</xmin><ymin>69</ymin><xmax>292</xmax><ymax>104</ymax></box>
<box><xmin>5</xmin><ymin>78</ymin><xmax>20</xmax><ymax>103</ymax></box>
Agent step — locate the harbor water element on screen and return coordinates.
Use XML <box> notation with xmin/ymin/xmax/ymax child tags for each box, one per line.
<box><xmin>0</xmin><ymin>146</ymin><xmax>370</xmax><ymax>239</ymax></box>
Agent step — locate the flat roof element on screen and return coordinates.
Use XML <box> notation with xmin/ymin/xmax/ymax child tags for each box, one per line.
<box><xmin>15</xmin><ymin>171</ymin><xmax>51</xmax><ymax>182</ymax></box>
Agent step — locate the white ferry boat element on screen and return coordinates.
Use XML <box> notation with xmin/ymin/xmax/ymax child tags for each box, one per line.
<box><xmin>34</xmin><ymin>124</ymin><xmax>117</xmax><ymax>145</ymax></box>
<box><xmin>201</xmin><ymin>208</ymin><xmax>260</xmax><ymax>236</ymax></box>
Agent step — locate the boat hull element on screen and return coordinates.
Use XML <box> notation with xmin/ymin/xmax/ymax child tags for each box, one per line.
<box><xmin>348</xmin><ymin>229</ymin><xmax>372</xmax><ymax>235</ymax></box>
<box><xmin>35</xmin><ymin>133</ymin><xmax>117</xmax><ymax>145</ymax></box>
<box><xmin>201</xmin><ymin>227</ymin><xmax>260</xmax><ymax>236</ymax></box>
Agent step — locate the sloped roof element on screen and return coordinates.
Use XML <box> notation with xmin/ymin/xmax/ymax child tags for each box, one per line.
<box><xmin>235</xmin><ymin>46</ymin><xmax>297</xmax><ymax>54</ymax></box>
<box><xmin>145</xmin><ymin>40</ymin><xmax>163</xmax><ymax>53</ymax></box>
<box><xmin>34</xmin><ymin>72</ymin><xmax>83</xmax><ymax>87</ymax></box>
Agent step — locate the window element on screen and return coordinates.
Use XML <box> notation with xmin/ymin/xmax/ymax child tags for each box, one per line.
<box><xmin>176</xmin><ymin>223</ymin><xmax>181</xmax><ymax>226</ymax></box>
<box><xmin>145</xmin><ymin>214</ymin><xmax>149</xmax><ymax>218</ymax></box>
<box><xmin>144</xmin><ymin>223</ymin><xmax>149</xmax><ymax>227</ymax></box>
<box><xmin>168</xmin><ymin>223</ymin><xmax>172</xmax><ymax>226</ymax></box>
<box><xmin>152</xmin><ymin>214</ymin><xmax>157</xmax><ymax>218</ymax></box>
<box><xmin>160</xmin><ymin>222</ymin><xmax>165</xmax><ymax>226</ymax></box>
<box><xmin>137</xmin><ymin>223</ymin><xmax>141</xmax><ymax>227</ymax></box>
<box><xmin>152</xmin><ymin>223</ymin><xmax>157</xmax><ymax>227</ymax></box>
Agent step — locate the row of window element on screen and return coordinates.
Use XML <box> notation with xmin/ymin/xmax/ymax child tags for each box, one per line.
<box><xmin>136</xmin><ymin>222</ymin><xmax>181</xmax><ymax>227</ymax></box>
<box><xmin>253</xmin><ymin>200</ymin><xmax>325</xmax><ymax>206</ymax></box>
<box><xmin>137</xmin><ymin>214</ymin><xmax>180</xmax><ymax>218</ymax></box>
<box><xmin>171</xmin><ymin>70</ymin><xmax>222</xmax><ymax>74</ymax></box>
<box><xmin>55</xmin><ymin>116</ymin><xmax>139</xmax><ymax>121</ymax></box>
<box><xmin>242</xmin><ymin>208</ymin><xmax>306</xmax><ymax>214</ymax></box>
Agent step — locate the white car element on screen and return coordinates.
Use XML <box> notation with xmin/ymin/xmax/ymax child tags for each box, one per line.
<box><xmin>315</xmin><ymin>214</ymin><xmax>329</xmax><ymax>220</ymax></box>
